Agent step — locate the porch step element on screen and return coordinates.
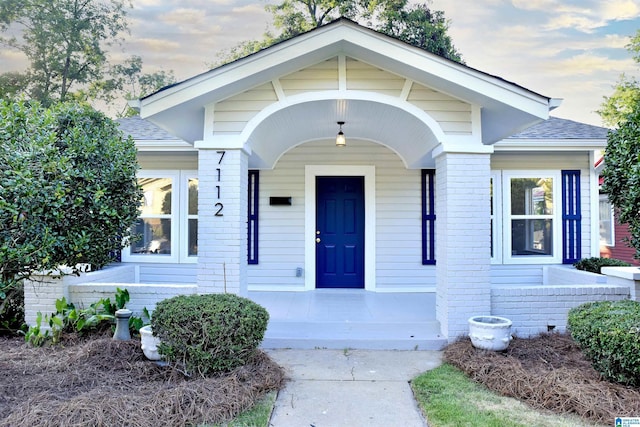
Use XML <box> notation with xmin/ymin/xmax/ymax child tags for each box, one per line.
<box><xmin>261</xmin><ymin>320</ymin><xmax>447</xmax><ymax>351</ymax></box>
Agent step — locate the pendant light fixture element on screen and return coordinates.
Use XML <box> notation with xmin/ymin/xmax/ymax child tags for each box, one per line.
<box><xmin>336</xmin><ymin>121</ymin><xmax>346</xmax><ymax>147</ymax></box>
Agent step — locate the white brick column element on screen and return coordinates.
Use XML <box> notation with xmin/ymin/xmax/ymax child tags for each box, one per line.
<box><xmin>435</xmin><ymin>151</ymin><xmax>492</xmax><ymax>341</ymax></box>
<box><xmin>197</xmin><ymin>148</ymin><xmax>249</xmax><ymax>296</ymax></box>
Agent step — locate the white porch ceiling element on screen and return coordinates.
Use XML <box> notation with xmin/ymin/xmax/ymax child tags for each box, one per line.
<box><xmin>247</xmin><ymin>99</ymin><xmax>438</xmax><ymax>169</ymax></box>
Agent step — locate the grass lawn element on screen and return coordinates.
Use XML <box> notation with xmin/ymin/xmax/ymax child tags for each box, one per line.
<box><xmin>212</xmin><ymin>391</ymin><xmax>277</xmax><ymax>427</ymax></box>
<box><xmin>411</xmin><ymin>364</ymin><xmax>604</xmax><ymax>427</ymax></box>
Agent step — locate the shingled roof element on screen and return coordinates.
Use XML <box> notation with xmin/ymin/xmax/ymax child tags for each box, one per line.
<box><xmin>507</xmin><ymin>116</ymin><xmax>609</xmax><ymax>140</ymax></box>
<box><xmin>117</xmin><ymin>116</ymin><xmax>184</xmax><ymax>142</ymax></box>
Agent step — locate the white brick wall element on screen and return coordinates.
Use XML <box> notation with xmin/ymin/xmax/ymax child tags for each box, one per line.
<box><xmin>68</xmin><ymin>283</ymin><xmax>197</xmax><ymax>317</ymax></box>
<box><xmin>491</xmin><ymin>284</ymin><xmax>629</xmax><ymax>337</ymax></box>
<box><xmin>543</xmin><ymin>265</ymin><xmax>606</xmax><ymax>285</ymax></box>
<box><xmin>197</xmin><ymin>148</ymin><xmax>249</xmax><ymax>295</ymax></box>
<box><xmin>435</xmin><ymin>152</ymin><xmax>492</xmax><ymax>341</ymax></box>
<box><xmin>23</xmin><ymin>264</ymin><xmax>136</xmax><ymax>326</ymax></box>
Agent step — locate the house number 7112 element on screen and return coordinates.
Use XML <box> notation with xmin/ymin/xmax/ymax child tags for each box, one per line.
<box><xmin>215</xmin><ymin>150</ymin><xmax>225</xmax><ymax>216</ymax></box>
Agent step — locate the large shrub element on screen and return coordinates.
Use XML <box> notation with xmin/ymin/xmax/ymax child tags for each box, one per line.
<box><xmin>568</xmin><ymin>300</ymin><xmax>640</xmax><ymax>386</ymax></box>
<box><xmin>0</xmin><ymin>100</ymin><xmax>142</xmax><ymax>310</ymax></box>
<box><xmin>151</xmin><ymin>294</ymin><xmax>269</xmax><ymax>377</ymax></box>
<box><xmin>602</xmin><ymin>101</ymin><xmax>640</xmax><ymax>260</ymax></box>
<box><xmin>573</xmin><ymin>257</ymin><xmax>631</xmax><ymax>274</ymax></box>
<box><xmin>0</xmin><ymin>281</ymin><xmax>24</xmax><ymax>335</ymax></box>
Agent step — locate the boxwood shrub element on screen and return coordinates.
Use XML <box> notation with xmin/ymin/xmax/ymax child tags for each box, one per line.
<box><xmin>568</xmin><ymin>299</ymin><xmax>640</xmax><ymax>386</ymax></box>
<box><xmin>573</xmin><ymin>257</ymin><xmax>630</xmax><ymax>274</ymax></box>
<box><xmin>151</xmin><ymin>293</ymin><xmax>269</xmax><ymax>377</ymax></box>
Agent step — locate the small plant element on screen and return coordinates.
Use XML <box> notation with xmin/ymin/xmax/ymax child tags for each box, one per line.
<box><xmin>568</xmin><ymin>299</ymin><xmax>640</xmax><ymax>386</ymax></box>
<box><xmin>573</xmin><ymin>257</ymin><xmax>630</xmax><ymax>274</ymax></box>
<box><xmin>24</xmin><ymin>311</ymin><xmax>52</xmax><ymax>346</ymax></box>
<box><xmin>151</xmin><ymin>293</ymin><xmax>269</xmax><ymax>377</ymax></box>
<box><xmin>24</xmin><ymin>287</ymin><xmax>148</xmax><ymax>346</ymax></box>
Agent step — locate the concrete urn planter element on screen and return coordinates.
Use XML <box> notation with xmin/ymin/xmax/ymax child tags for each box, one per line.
<box><xmin>139</xmin><ymin>325</ymin><xmax>162</xmax><ymax>361</ymax></box>
<box><xmin>468</xmin><ymin>316</ymin><xmax>513</xmax><ymax>351</ymax></box>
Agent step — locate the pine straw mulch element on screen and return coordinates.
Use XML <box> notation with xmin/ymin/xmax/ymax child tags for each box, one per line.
<box><xmin>444</xmin><ymin>333</ymin><xmax>640</xmax><ymax>425</ymax></box>
<box><xmin>0</xmin><ymin>334</ymin><xmax>286</xmax><ymax>427</ymax></box>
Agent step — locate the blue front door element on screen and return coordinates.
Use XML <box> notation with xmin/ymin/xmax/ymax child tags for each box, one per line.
<box><xmin>316</xmin><ymin>176</ymin><xmax>365</xmax><ymax>288</ymax></box>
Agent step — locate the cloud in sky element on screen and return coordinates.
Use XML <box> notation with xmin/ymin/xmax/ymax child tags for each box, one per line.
<box><xmin>1</xmin><ymin>0</ymin><xmax>638</xmax><ymax>126</ymax></box>
<box><xmin>429</xmin><ymin>0</ymin><xmax>640</xmax><ymax>125</ymax></box>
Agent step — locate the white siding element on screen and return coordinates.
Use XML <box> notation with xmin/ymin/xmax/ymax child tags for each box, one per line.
<box><xmin>280</xmin><ymin>58</ymin><xmax>339</xmax><ymax>96</ymax></box>
<box><xmin>210</xmin><ymin>56</ymin><xmax>474</xmax><ymax>139</ymax></box>
<box><xmin>138</xmin><ymin>152</ymin><xmax>197</xmax><ymax>170</ymax></box>
<box><xmin>248</xmin><ymin>139</ymin><xmax>435</xmax><ymax>291</ymax></box>
<box><xmin>491</xmin><ymin>264</ymin><xmax>544</xmax><ymax>286</ymax></box>
<box><xmin>137</xmin><ymin>263</ymin><xmax>197</xmax><ymax>284</ymax></box>
<box><xmin>214</xmin><ymin>82</ymin><xmax>278</xmax><ymax>134</ymax></box>
<box><xmin>491</xmin><ymin>152</ymin><xmax>589</xmax><ymax>170</ymax></box>
<box><xmin>407</xmin><ymin>83</ymin><xmax>472</xmax><ymax>134</ymax></box>
<box><xmin>345</xmin><ymin>58</ymin><xmax>404</xmax><ymax>97</ymax></box>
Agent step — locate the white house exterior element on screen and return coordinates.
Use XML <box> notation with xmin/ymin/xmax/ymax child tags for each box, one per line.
<box><xmin>115</xmin><ymin>18</ymin><xmax>620</xmax><ymax>341</ymax></box>
<box><xmin>21</xmin><ymin>18</ymin><xmax>624</xmax><ymax>346</ymax></box>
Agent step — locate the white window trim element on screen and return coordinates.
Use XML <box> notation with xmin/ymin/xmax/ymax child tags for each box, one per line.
<box><xmin>500</xmin><ymin>170</ymin><xmax>562</xmax><ymax>264</ymax></box>
<box><xmin>122</xmin><ymin>170</ymin><xmax>197</xmax><ymax>264</ymax></box>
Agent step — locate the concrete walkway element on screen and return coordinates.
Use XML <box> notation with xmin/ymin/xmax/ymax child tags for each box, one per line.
<box><xmin>266</xmin><ymin>349</ymin><xmax>443</xmax><ymax>427</ymax></box>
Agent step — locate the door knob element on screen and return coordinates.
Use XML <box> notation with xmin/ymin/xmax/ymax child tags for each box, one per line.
<box><xmin>316</xmin><ymin>238</ymin><xmax>321</xmax><ymax>243</ymax></box>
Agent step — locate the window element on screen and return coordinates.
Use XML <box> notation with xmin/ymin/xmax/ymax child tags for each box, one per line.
<box><xmin>122</xmin><ymin>171</ymin><xmax>197</xmax><ymax>263</ymax></box>
<box><xmin>599</xmin><ymin>195</ymin><xmax>614</xmax><ymax>246</ymax></box>
<box><xmin>500</xmin><ymin>171</ymin><xmax>562</xmax><ymax>264</ymax></box>
<box><xmin>186</xmin><ymin>174</ymin><xmax>199</xmax><ymax>257</ymax></box>
<box><xmin>492</xmin><ymin>170</ymin><xmax>581</xmax><ymax>264</ymax></box>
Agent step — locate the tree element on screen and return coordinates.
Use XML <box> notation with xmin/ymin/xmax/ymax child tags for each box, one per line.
<box><xmin>376</xmin><ymin>2</ymin><xmax>462</xmax><ymax>62</ymax></box>
<box><xmin>83</xmin><ymin>55</ymin><xmax>177</xmax><ymax>117</ymax></box>
<box><xmin>0</xmin><ymin>0</ymin><xmax>131</xmax><ymax>105</ymax></box>
<box><xmin>601</xmin><ymin>101</ymin><xmax>640</xmax><ymax>259</ymax></box>
<box><xmin>216</xmin><ymin>0</ymin><xmax>462</xmax><ymax>64</ymax></box>
<box><xmin>599</xmin><ymin>30</ymin><xmax>640</xmax><ymax>127</ymax></box>
<box><xmin>0</xmin><ymin>100</ymin><xmax>142</xmax><ymax>300</ymax></box>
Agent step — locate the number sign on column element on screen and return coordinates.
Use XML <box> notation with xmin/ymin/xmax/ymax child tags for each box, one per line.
<box><xmin>215</xmin><ymin>150</ymin><xmax>225</xmax><ymax>216</ymax></box>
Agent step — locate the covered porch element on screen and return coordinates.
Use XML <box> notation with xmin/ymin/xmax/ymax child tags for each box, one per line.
<box><xmin>249</xmin><ymin>290</ymin><xmax>445</xmax><ymax>350</ymax></box>
<box><xmin>132</xmin><ymin>19</ymin><xmax>558</xmax><ymax>342</ymax></box>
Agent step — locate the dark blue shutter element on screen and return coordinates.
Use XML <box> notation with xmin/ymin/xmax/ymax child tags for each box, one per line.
<box><xmin>247</xmin><ymin>170</ymin><xmax>259</xmax><ymax>264</ymax></box>
<box><xmin>561</xmin><ymin>170</ymin><xmax>581</xmax><ymax>264</ymax></box>
<box><xmin>422</xmin><ymin>169</ymin><xmax>436</xmax><ymax>265</ymax></box>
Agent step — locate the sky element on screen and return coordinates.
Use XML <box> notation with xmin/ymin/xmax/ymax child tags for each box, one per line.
<box><xmin>2</xmin><ymin>0</ymin><xmax>640</xmax><ymax>127</ymax></box>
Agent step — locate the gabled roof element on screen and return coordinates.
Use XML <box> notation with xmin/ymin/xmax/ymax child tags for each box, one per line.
<box><xmin>493</xmin><ymin>116</ymin><xmax>608</xmax><ymax>151</ymax></box>
<box><xmin>135</xmin><ymin>18</ymin><xmax>557</xmax><ymax>148</ymax></box>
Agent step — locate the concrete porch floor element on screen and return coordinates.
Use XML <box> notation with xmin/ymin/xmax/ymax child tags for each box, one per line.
<box><xmin>248</xmin><ymin>290</ymin><xmax>446</xmax><ymax>350</ymax></box>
